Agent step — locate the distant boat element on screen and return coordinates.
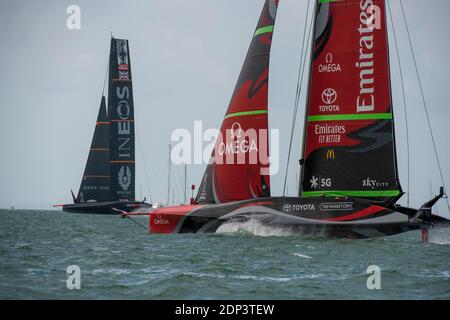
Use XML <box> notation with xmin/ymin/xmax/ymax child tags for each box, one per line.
<box><xmin>10</xmin><ymin>206</ymin><xmax>15</xmax><ymax>210</ymax></box>
<box><xmin>128</xmin><ymin>0</ymin><xmax>449</xmax><ymax>239</ymax></box>
<box><xmin>58</xmin><ymin>37</ymin><xmax>150</xmax><ymax>215</ymax></box>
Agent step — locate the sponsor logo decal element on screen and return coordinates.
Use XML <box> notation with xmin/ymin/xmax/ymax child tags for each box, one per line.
<box><xmin>321</xmin><ymin>88</ymin><xmax>337</xmax><ymax>105</ymax></box>
<box><xmin>310</xmin><ymin>176</ymin><xmax>319</xmax><ymax>189</ymax></box>
<box><xmin>116</xmin><ymin>86</ymin><xmax>132</xmax><ymax>158</ymax></box>
<box><xmin>319</xmin><ymin>202</ymin><xmax>353</xmax><ymax>211</ymax></box>
<box><xmin>116</xmin><ymin>39</ymin><xmax>129</xmax><ymax>70</ymax></box>
<box><xmin>170</xmin><ymin>120</ymin><xmax>277</xmax><ymax>175</ymax></box>
<box><xmin>318</xmin><ymin>52</ymin><xmax>342</xmax><ymax>73</ymax></box>
<box><xmin>283</xmin><ymin>203</ymin><xmax>315</xmax><ymax>213</ymax></box>
<box><xmin>326</xmin><ymin>149</ymin><xmax>335</xmax><ymax>160</ymax></box>
<box><xmin>230</xmin><ymin>122</ymin><xmax>243</xmax><ymax>139</ymax></box>
<box><xmin>362</xmin><ymin>177</ymin><xmax>389</xmax><ymax>189</ymax></box>
<box><xmin>315</xmin><ymin>124</ymin><xmax>345</xmax><ymax>144</ymax></box>
<box><xmin>118</xmin><ymin>166</ymin><xmax>132</xmax><ymax>191</ymax></box>
<box><xmin>153</xmin><ymin>214</ymin><xmax>170</xmax><ymax>225</ymax></box>
<box><xmin>310</xmin><ymin>176</ymin><xmax>332</xmax><ymax>189</ymax></box>
<box><xmin>218</xmin><ymin>122</ymin><xmax>258</xmax><ymax>156</ymax></box>
<box><xmin>119</xmin><ymin>71</ymin><xmax>129</xmax><ymax>80</ymax></box>
<box><xmin>356</xmin><ymin>1</ymin><xmax>382</xmax><ymax>113</ymax></box>
<box><xmin>319</xmin><ymin>87</ymin><xmax>340</xmax><ymax>113</ymax></box>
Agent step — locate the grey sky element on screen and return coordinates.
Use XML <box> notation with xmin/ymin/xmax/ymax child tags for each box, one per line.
<box><xmin>0</xmin><ymin>0</ymin><xmax>449</xmax><ymax>217</ymax></box>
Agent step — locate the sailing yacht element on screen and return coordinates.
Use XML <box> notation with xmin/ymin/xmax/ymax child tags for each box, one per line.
<box><xmin>127</xmin><ymin>0</ymin><xmax>449</xmax><ymax>238</ymax></box>
<box><xmin>58</xmin><ymin>37</ymin><xmax>150</xmax><ymax>214</ymax></box>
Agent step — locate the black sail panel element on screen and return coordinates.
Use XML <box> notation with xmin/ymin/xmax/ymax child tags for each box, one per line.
<box><xmin>195</xmin><ymin>163</ymin><xmax>216</xmax><ymax>204</ymax></box>
<box><xmin>77</xmin><ymin>96</ymin><xmax>111</xmax><ymax>202</ymax></box>
<box><xmin>108</xmin><ymin>38</ymin><xmax>136</xmax><ymax>202</ymax></box>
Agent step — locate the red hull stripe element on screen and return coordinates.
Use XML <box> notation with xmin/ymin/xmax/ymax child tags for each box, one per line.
<box><xmin>149</xmin><ymin>205</ymin><xmax>204</xmax><ymax>234</ymax></box>
<box><xmin>239</xmin><ymin>201</ymin><xmax>274</xmax><ymax>209</ymax></box>
<box><xmin>322</xmin><ymin>206</ymin><xmax>384</xmax><ymax>222</ymax></box>
<box><xmin>155</xmin><ymin>205</ymin><xmax>203</xmax><ymax>215</ymax></box>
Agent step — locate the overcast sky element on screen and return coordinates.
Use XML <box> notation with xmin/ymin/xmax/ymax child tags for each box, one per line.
<box><xmin>0</xmin><ymin>0</ymin><xmax>449</xmax><ymax>217</ymax></box>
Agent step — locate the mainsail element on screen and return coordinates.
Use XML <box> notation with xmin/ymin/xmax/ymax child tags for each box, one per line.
<box><xmin>108</xmin><ymin>38</ymin><xmax>136</xmax><ymax>202</ymax></box>
<box><xmin>196</xmin><ymin>0</ymin><xmax>279</xmax><ymax>204</ymax></box>
<box><xmin>300</xmin><ymin>0</ymin><xmax>402</xmax><ymax>204</ymax></box>
<box><xmin>77</xmin><ymin>96</ymin><xmax>111</xmax><ymax>202</ymax></box>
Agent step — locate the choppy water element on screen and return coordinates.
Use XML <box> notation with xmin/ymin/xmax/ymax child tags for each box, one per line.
<box><xmin>0</xmin><ymin>209</ymin><xmax>449</xmax><ymax>299</ymax></box>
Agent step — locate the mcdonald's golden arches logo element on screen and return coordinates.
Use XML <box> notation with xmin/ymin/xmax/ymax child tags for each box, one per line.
<box><xmin>326</xmin><ymin>149</ymin><xmax>335</xmax><ymax>160</ymax></box>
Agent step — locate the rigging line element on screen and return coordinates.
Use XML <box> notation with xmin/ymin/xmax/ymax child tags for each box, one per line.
<box><xmin>283</xmin><ymin>0</ymin><xmax>312</xmax><ymax>196</ymax></box>
<box><xmin>171</xmin><ymin>164</ymin><xmax>184</xmax><ymax>205</ymax></box>
<box><xmin>101</xmin><ymin>60</ymin><xmax>109</xmax><ymax>97</ymax></box>
<box><xmin>113</xmin><ymin>210</ymin><xmax>148</xmax><ymax>231</ymax></box>
<box><xmin>174</xmin><ymin>165</ymin><xmax>185</xmax><ymax>204</ymax></box>
<box><xmin>167</xmin><ymin>144</ymin><xmax>172</xmax><ymax>206</ymax></box>
<box><xmin>171</xmin><ymin>164</ymin><xmax>180</xmax><ymax>201</ymax></box>
<box><xmin>176</xmin><ymin>165</ymin><xmax>186</xmax><ymax>204</ymax></box>
<box><xmin>136</xmin><ymin>126</ymin><xmax>153</xmax><ymax>203</ymax></box>
<box><xmin>387</xmin><ymin>1</ymin><xmax>410</xmax><ymax>208</ymax></box>
<box><xmin>101</xmin><ymin>41</ymin><xmax>109</xmax><ymax>97</ymax></box>
<box><xmin>399</xmin><ymin>0</ymin><xmax>450</xmax><ymax>213</ymax></box>
<box><xmin>184</xmin><ymin>164</ymin><xmax>187</xmax><ymax>204</ymax></box>
<box><xmin>124</xmin><ymin>215</ymin><xmax>148</xmax><ymax>231</ymax></box>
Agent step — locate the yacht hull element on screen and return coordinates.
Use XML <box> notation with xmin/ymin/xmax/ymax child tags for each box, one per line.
<box><xmin>63</xmin><ymin>201</ymin><xmax>150</xmax><ymax>215</ymax></box>
<box><xmin>146</xmin><ymin>197</ymin><xmax>448</xmax><ymax>239</ymax></box>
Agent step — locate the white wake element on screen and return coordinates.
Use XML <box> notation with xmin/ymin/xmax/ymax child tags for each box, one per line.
<box><xmin>429</xmin><ymin>228</ymin><xmax>450</xmax><ymax>245</ymax></box>
<box><xmin>216</xmin><ymin>218</ymin><xmax>305</xmax><ymax>237</ymax></box>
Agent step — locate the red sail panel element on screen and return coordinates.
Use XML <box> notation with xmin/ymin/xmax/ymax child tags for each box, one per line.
<box><xmin>195</xmin><ymin>0</ymin><xmax>279</xmax><ymax>204</ymax></box>
<box><xmin>300</xmin><ymin>0</ymin><xmax>402</xmax><ymax>204</ymax></box>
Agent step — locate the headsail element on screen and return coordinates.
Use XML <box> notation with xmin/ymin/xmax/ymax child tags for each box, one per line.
<box><xmin>108</xmin><ymin>38</ymin><xmax>136</xmax><ymax>202</ymax></box>
<box><xmin>77</xmin><ymin>96</ymin><xmax>111</xmax><ymax>203</ymax></box>
<box><xmin>196</xmin><ymin>0</ymin><xmax>279</xmax><ymax>204</ymax></box>
<box><xmin>300</xmin><ymin>0</ymin><xmax>402</xmax><ymax>204</ymax></box>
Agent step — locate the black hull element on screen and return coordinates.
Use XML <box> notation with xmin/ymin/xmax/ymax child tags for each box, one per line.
<box><xmin>63</xmin><ymin>201</ymin><xmax>150</xmax><ymax>215</ymax></box>
<box><xmin>150</xmin><ymin>197</ymin><xmax>449</xmax><ymax>239</ymax></box>
<box><xmin>178</xmin><ymin>215</ymin><xmax>422</xmax><ymax>239</ymax></box>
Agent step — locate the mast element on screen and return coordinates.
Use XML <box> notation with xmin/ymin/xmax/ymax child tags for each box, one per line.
<box><xmin>299</xmin><ymin>0</ymin><xmax>319</xmax><ymax>197</ymax></box>
<box><xmin>167</xmin><ymin>144</ymin><xmax>172</xmax><ymax>206</ymax></box>
<box><xmin>184</xmin><ymin>163</ymin><xmax>187</xmax><ymax>204</ymax></box>
<box><xmin>384</xmin><ymin>0</ymin><xmax>403</xmax><ymax>201</ymax></box>
<box><xmin>429</xmin><ymin>180</ymin><xmax>432</xmax><ymax>199</ymax></box>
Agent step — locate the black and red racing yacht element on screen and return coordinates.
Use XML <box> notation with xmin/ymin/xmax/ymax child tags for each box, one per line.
<box><xmin>125</xmin><ymin>0</ymin><xmax>449</xmax><ymax>239</ymax></box>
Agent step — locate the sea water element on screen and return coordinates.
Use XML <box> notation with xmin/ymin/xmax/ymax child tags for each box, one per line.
<box><xmin>0</xmin><ymin>209</ymin><xmax>449</xmax><ymax>299</ymax></box>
